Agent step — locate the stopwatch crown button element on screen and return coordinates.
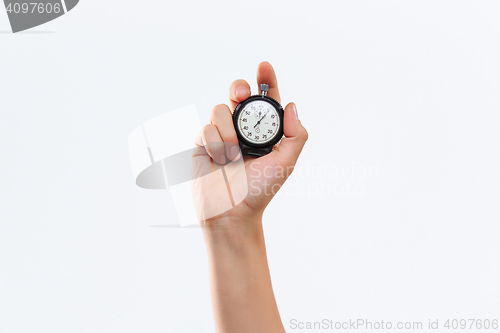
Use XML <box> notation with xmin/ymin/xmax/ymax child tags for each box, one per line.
<box><xmin>260</xmin><ymin>84</ymin><xmax>269</xmax><ymax>96</ymax></box>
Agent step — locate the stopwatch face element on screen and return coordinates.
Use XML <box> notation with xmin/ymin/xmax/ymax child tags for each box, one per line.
<box><xmin>236</xmin><ymin>100</ymin><xmax>281</xmax><ymax>145</ymax></box>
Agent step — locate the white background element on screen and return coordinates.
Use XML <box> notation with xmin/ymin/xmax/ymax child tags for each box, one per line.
<box><xmin>1</xmin><ymin>1</ymin><xmax>499</xmax><ymax>332</ymax></box>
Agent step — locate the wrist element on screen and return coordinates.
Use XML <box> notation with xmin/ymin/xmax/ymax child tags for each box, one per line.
<box><xmin>201</xmin><ymin>213</ymin><xmax>265</xmax><ymax>248</ymax></box>
<box><xmin>199</xmin><ymin>208</ymin><xmax>263</xmax><ymax>231</ymax></box>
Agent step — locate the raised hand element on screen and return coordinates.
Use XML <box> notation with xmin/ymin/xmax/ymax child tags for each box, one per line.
<box><xmin>191</xmin><ymin>61</ymin><xmax>308</xmax><ymax>229</ymax></box>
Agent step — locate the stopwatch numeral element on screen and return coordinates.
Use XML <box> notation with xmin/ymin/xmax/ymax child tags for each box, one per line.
<box><xmin>245</xmin><ymin>111</ymin><xmax>251</xmax><ymax>115</ymax></box>
<box><xmin>272</xmin><ymin>123</ymin><xmax>276</xmax><ymax>126</ymax></box>
<box><xmin>247</xmin><ymin>132</ymin><xmax>252</xmax><ymax>137</ymax></box>
<box><xmin>242</xmin><ymin>118</ymin><xmax>247</xmax><ymax>122</ymax></box>
<box><xmin>271</xmin><ymin>115</ymin><xmax>275</xmax><ymax>118</ymax></box>
<box><xmin>255</xmin><ymin>136</ymin><xmax>259</xmax><ymax>140</ymax></box>
<box><xmin>243</xmin><ymin>126</ymin><xmax>248</xmax><ymax>130</ymax></box>
<box><xmin>262</xmin><ymin>134</ymin><xmax>267</xmax><ymax>139</ymax></box>
<box><xmin>268</xmin><ymin>129</ymin><xmax>272</xmax><ymax>134</ymax></box>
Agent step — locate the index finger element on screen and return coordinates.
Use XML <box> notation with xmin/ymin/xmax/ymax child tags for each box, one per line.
<box><xmin>256</xmin><ymin>61</ymin><xmax>281</xmax><ymax>104</ymax></box>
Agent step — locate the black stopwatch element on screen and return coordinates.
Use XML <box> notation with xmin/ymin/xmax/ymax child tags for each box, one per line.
<box><xmin>232</xmin><ymin>84</ymin><xmax>284</xmax><ymax>157</ymax></box>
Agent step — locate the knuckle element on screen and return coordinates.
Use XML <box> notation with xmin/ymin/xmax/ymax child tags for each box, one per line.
<box><xmin>294</xmin><ymin>126</ymin><xmax>308</xmax><ymax>145</ymax></box>
<box><xmin>210</xmin><ymin>104</ymin><xmax>228</xmax><ymax>119</ymax></box>
<box><xmin>302</xmin><ymin>127</ymin><xmax>309</xmax><ymax>142</ymax></box>
<box><xmin>202</xmin><ymin>124</ymin><xmax>217</xmax><ymax>139</ymax></box>
<box><xmin>202</xmin><ymin>124</ymin><xmax>215</xmax><ymax>132</ymax></box>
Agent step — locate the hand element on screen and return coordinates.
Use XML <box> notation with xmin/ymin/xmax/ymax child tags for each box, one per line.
<box><xmin>191</xmin><ymin>62</ymin><xmax>308</xmax><ymax>229</ymax></box>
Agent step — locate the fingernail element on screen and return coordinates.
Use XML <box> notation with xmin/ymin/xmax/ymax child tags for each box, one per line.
<box><xmin>230</xmin><ymin>146</ymin><xmax>240</xmax><ymax>160</ymax></box>
<box><xmin>292</xmin><ymin>103</ymin><xmax>298</xmax><ymax>120</ymax></box>
<box><xmin>235</xmin><ymin>86</ymin><xmax>249</xmax><ymax>97</ymax></box>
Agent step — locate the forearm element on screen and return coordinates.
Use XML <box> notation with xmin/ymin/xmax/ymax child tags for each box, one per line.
<box><xmin>202</xmin><ymin>217</ymin><xmax>285</xmax><ymax>333</ymax></box>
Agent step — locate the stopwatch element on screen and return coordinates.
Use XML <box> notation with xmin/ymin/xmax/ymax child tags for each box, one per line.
<box><xmin>232</xmin><ymin>84</ymin><xmax>284</xmax><ymax>157</ymax></box>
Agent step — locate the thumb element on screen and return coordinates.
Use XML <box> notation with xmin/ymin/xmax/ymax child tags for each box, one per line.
<box><xmin>274</xmin><ymin>103</ymin><xmax>308</xmax><ymax>168</ymax></box>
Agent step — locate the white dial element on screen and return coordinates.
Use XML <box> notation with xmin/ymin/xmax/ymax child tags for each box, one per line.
<box><xmin>237</xmin><ymin>100</ymin><xmax>280</xmax><ymax>144</ymax></box>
